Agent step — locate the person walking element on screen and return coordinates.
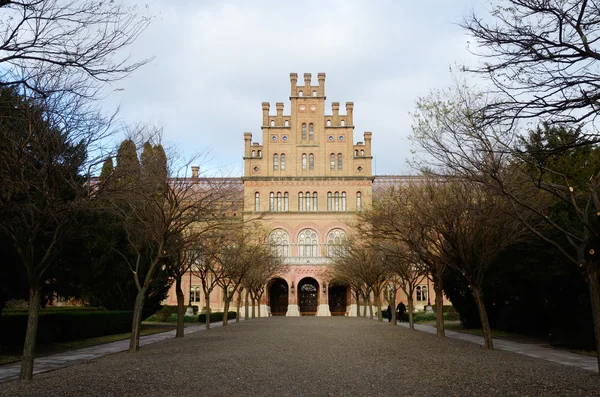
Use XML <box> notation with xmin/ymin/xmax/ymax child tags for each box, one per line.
<box><xmin>386</xmin><ymin>304</ymin><xmax>392</xmax><ymax>323</ymax></box>
<box><xmin>396</xmin><ymin>301</ymin><xmax>406</xmax><ymax>323</ymax></box>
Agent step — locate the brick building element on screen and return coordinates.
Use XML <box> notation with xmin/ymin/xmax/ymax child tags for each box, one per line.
<box><xmin>164</xmin><ymin>73</ymin><xmax>444</xmax><ymax>315</ymax></box>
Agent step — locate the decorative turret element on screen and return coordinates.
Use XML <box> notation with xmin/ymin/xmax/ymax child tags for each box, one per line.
<box><xmin>290</xmin><ymin>73</ymin><xmax>298</xmax><ymax>97</ymax></box>
<box><xmin>262</xmin><ymin>102</ymin><xmax>270</xmax><ymax>126</ymax></box>
<box><xmin>346</xmin><ymin>102</ymin><xmax>354</xmax><ymax>125</ymax></box>
<box><xmin>318</xmin><ymin>73</ymin><xmax>326</xmax><ymax>97</ymax></box>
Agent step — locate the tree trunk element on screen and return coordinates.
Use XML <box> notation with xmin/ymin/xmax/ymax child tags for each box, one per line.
<box><xmin>407</xmin><ymin>295</ymin><xmax>415</xmax><ymax>330</ymax></box>
<box><xmin>585</xmin><ymin>264</ymin><xmax>600</xmax><ymax>373</ymax></box>
<box><xmin>368</xmin><ymin>295</ymin><xmax>373</xmax><ymax>320</ymax></box>
<box><xmin>472</xmin><ymin>285</ymin><xmax>493</xmax><ymax>349</ymax></box>
<box><xmin>390</xmin><ymin>291</ymin><xmax>397</xmax><ymax>325</ymax></box>
<box><xmin>223</xmin><ymin>298</ymin><xmax>230</xmax><ymax>326</ymax></box>
<box><xmin>375</xmin><ymin>289</ymin><xmax>383</xmax><ymax>322</ymax></box>
<box><xmin>244</xmin><ymin>290</ymin><xmax>249</xmax><ymax>320</ymax></box>
<box><xmin>19</xmin><ymin>286</ymin><xmax>41</xmax><ymax>382</ymax></box>
<box><xmin>252</xmin><ymin>298</ymin><xmax>256</xmax><ymax>318</ymax></box>
<box><xmin>355</xmin><ymin>291</ymin><xmax>361</xmax><ymax>317</ymax></box>
<box><xmin>434</xmin><ymin>275</ymin><xmax>445</xmax><ymax>337</ymax></box>
<box><xmin>129</xmin><ymin>287</ymin><xmax>147</xmax><ymax>352</ymax></box>
<box><xmin>205</xmin><ymin>293</ymin><xmax>211</xmax><ymax>330</ymax></box>
<box><xmin>257</xmin><ymin>293</ymin><xmax>263</xmax><ymax>318</ymax></box>
<box><xmin>175</xmin><ymin>275</ymin><xmax>185</xmax><ymax>338</ymax></box>
<box><xmin>362</xmin><ymin>294</ymin><xmax>368</xmax><ymax>317</ymax></box>
<box><xmin>236</xmin><ymin>290</ymin><xmax>242</xmax><ymax>323</ymax></box>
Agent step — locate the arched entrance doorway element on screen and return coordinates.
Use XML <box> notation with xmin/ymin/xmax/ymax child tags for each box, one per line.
<box><xmin>328</xmin><ymin>284</ymin><xmax>348</xmax><ymax>316</ymax></box>
<box><xmin>298</xmin><ymin>278</ymin><xmax>319</xmax><ymax>316</ymax></box>
<box><xmin>269</xmin><ymin>278</ymin><xmax>288</xmax><ymax>316</ymax></box>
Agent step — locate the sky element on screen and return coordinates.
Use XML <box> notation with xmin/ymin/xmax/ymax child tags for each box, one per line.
<box><xmin>103</xmin><ymin>0</ymin><xmax>486</xmax><ymax>176</ymax></box>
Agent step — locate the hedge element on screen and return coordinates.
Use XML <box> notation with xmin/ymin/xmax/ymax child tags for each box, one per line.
<box><xmin>1</xmin><ymin>310</ymin><xmax>133</xmax><ymax>345</ymax></box>
<box><xmin>199</xmin><ymin>312</ymin><xmax>237</xmax><ymax>323</ymax></box>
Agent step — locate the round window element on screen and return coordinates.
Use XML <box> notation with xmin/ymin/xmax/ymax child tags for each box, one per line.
<box><xmin>357</xmin><ymin>166</ymin><xmax>363</xmax><ymax>172</ymax></box>
<box><xmin>253</xmin><ymin>166</ymin><xmax>259</xmax><ymax>172</ymax></box>
<box><xmin>282</xmin><ymin>136</ymin><xmax>288</xmax><ymax>142</ymax></box>
<box><xmin>339</xmin><ymin>136</ymin><xmax>344</xmax><ymax>141</ymax></box>
<box><xmin>271</xmin><ymin>135</ymin><xmax>277</xmax><ymax>141</ymax></box>
<box><xmin>328</xmin><ymin>136</ymin><xmax>334</xmax><ymax>141</ymax></box>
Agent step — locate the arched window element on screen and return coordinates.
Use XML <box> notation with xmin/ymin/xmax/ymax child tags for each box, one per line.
<box><xmin>354</xmin><ymin>149</ymin><xmax>358</xmax><ymax>156</ymax></box>
<box><xmin>281</xmin><ymin>154</ymin><xmax>286</xmax><ymax>170</ymax></box>
<box><xmin>341</xmin><ymin>120</ymin><xmax>345</xmax><ymax>126</ymax></box>
<box><xmin>330</xmin><ymin>153</ymin><xmax>335</xmax><ymax>170</ymax></box>
<box><xmin>270</xmin><ymin>120</ymin><xmax>275</xmax><ymax>127</ymax></box>
<box><xmin>309</xmin><ymin>153</ymin><xmax>314</xmax><ymax>170</ymax></box>
<box><xmin>270</xmin><ymin>229</ymin><xmax>290</xmax><ymax>257</ymax></box>
<box><xmin>305</xmin><ymin>191</ymin><xmax>311</xmax><ymax>212</ymax></box>
<box><xmin>313</xmin><ymin>192</ymin><xmax>318</xmax><ymax>211</ymax></box>
<box><xmin>298</xmin><ymin>90</ymin><xmax>303</xmax><ymax>97</ymax></box>
<box><xmin>269</xmin><ymin>192</ymin><xmax>275</xmax><ymax>211</ymax></box>
<box><xmin>312</xmin><ymin>90</ymin><xmax>317</xmax><ymax>97</ymax></box>
<box><xmin>284</xmin><ymin>192</ymin><xmax>289</xmax><ymax>211</ymax></box>
<box><xmin>416</xmin><ymin>286</ymin><xmax>422</xmax><ymax>301</ymax></box>
<box><xmin>337</xmin><ymin>153</ymin><xmax>343</xmax><ymax>170</ymax></box>
<box><xmin>327</xmin><ymin>120</ymin><xmax>331</xmax><ymax>127</ymax></box>
<box><xmin>341</xmin><ymin>192</ymin><xmax>347</xmax><ymax>211</ymax></box>
<box><xmin>254</xmin><ymin>192</ymin><xmax>260</xmax><ymax>212</ymax></box>
<box><xmin>327</xmin><ymin>229</ymin><xmax>347</xmax><ymax>257</ymax></box>
<box><xmin>360</xmin><ymin>149</ymin><xmax>365</xmax><ymax>156</ymax></box>
<box><xmin>356</xmin><ymin>192</ymin><xmax>361</xmax><ymax>211</ymax></box>
<box><xmin>302</xmin><ymin>153</ymin><xmax>307</xmax><ymax>170</ymax></box>
<box><xmin>302</xmin><ymin>123</ymin><xmax>307</xmax><ymax>140</ymax></box>
<box><xmin>277</xmin><ymin>192</ymin><xmax>282</xmax><ymax>211</ymax></box>
<box><xmin>298</xmin><ymin>229</ymin><xmax>318</xmax><ymax>257</ymax></box>
<box><xmin>284</xmin><ymin>120</ymin><xmax>289</xmax><ymax>127</ymax></box>
<box><xmin>422</xmin><ymin>286</ymin><xmax>428</xmax><ymax>303</ymax></box>
<box><xmin>298</xmin><ymin>192</ymin><xmax>304</xmax><ymax>211</ymax></box>
<box><xmin>273</xmin><ymin>154</ymin><xmax>278</xmax><ymax>171</ymax></box>
<box><xmin>257</xmin><ymin>150</ymin><xmax>262</xmax><ymax>157</ymax></box>
<box><xmin>309</xmin><ymin>123</ymin><xmax>314</xmax><ymax>141</ymax></box>
<box><xmin>327</xmin><ymin>192</ymin><xmax>332</xmax><ymax>211</ymax></box>
<box><xmin>252</xmin><ymin>150</ymin><xmax>256</xmax><ymax>157</ymax></box>
<box><xmin>334</xmin><ymin>191</ymin><xmax>340</xmax><ymax>211</ymax></box>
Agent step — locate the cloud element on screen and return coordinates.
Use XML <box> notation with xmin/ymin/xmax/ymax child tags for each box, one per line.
<box><xmin>102</xmin><ymin>0</ymin><xmax>483</xmax><ymax>176</ymax></box>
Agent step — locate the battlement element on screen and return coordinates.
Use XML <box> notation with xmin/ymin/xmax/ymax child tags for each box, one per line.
<box><xmin>262</xmin><ymin>101</ymin><xmax>291</xmax><ymax>128</ymax></box>
<box><xmin>290</xmin><ymin>72</ymin><xmax>325</xmax><ymax>98</ymax></box>
<box><xmin>324</xmin><ymin>101</ymin><xmax>354</xmax><ymax>127</ymax></box>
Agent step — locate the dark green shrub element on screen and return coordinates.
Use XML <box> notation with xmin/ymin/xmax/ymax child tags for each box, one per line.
<box><xmin>167</xmin><ymin>313</ymin><xmax>197</xmax><ymax>323</ymax></box>
<box><xmin>198</xmin><ymin>311</ymin><xmax>236</xmax><ymax>323</ymax></box>
<box><xmin>2</xmin><ymin>310</ymin><xmax>133</xmax><ymax>345</ymax></box>
<box><xmin>152</xmin><ymin>305</ymin><xmax>178</xmax><ymax>322</ymax></box>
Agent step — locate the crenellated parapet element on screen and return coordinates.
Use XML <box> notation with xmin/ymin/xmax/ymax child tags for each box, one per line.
<box><xmin>324</xmin><ymin>101</ymin><xmax>353</xmax><ymax>127</ymax></box>
<box><xmin>290</xmin><ymin>72</ymin><xmax>325</xmax><ymax>98</ymax></box>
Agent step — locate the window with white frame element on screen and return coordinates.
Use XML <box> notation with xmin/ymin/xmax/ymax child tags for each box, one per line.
<box><xmin>281</xmin><ymin>154</ymin><xmax>286</xmax><ymax>170</ymax></box>
<box><xmin>269</xmin><ymin>229</ymin><xmax>290</xmax><ymax>257</ymax></box>
<box><xmin>327</xmin><ymin>228</ymin><xmax>347</xmax><ymax>257</ymax></box>
<box><xmin>273</xmin><ymin>154</ymin><xmax>278</xmax><ymax>170</ymax></box>
<box><xmin>298</xmin><ymin>229</ymin><xmax>318</xmax><ymax>257</ymax></box>
<box><xmin>254</xmin><ymin>192</ymin><xmax>260</xmax><ymax>211</ymax></box>
<box><xmin>302</xmin><ymin>153</ymin><xmax>307</xmax><ymax>170</ymax></box>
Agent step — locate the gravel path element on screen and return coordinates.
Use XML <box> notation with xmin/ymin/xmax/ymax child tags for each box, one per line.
<box><xmin>1</xmin><ymin>317</ymin><xmax>599</xmax><ymax>397</ymax></box>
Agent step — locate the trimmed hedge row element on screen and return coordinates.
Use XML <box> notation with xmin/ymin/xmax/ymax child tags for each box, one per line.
<box><xmin>199</xmin><ymin>311</ymin><xmax>237</xmax><ymax>323</ymax></box>
<box><xmin>2</xmin><ymin>310</ymin><xmax>133</xmax><ymax>345</ymax></box>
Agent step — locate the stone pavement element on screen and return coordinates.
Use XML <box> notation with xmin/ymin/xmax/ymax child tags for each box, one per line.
<box><xmin>397</xmin><ymin>321</ymin><xmax>599</xmax><ymax>373</ymax></box>
<box><xmin>0</xmin><ymin>321</ymin><xmax>222</xmax><ymax>383</ymax></box>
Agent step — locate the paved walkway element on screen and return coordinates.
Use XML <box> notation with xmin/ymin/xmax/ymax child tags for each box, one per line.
<box><xmin>0</xmin><ymin>322</ymin><xmax>223</xmax><ymax>383</ymax></box>
<box><xmin>397</xmin><ymin>321</ymin><xmax>599</xmax><ymax>373</ymax></box>
<box><xmin>2</xmin><ymin>317</ymin><xmax>598</xmax><ymax>396</ymax></box>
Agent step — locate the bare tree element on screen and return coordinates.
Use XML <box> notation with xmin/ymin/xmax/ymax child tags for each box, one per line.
<box><xmin>363</xmin><ymin>182</ymin><xmax>449</xmax><ymax>335</ymax></box>
<box><xmin>462</xmin><ymin>0</ymin><xmax>600</xmax><ymax>135</ymax></box>
<box><xmin>412</xmin><ymin>83</ymin><xmax>600</xmax><ymax>364</ymax></box>
<box><xmin>0</xmin><ymin>0</ymin><xmax>152</xmax><ymax>98</ymax></box>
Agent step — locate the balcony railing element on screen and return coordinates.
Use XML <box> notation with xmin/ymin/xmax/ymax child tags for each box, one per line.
<box><xmin>272</xmin><ymin>244</ymin><xmax>346</xmax><ymax>266</ymax></box>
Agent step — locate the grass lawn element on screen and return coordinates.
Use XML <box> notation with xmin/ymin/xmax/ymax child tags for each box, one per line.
<box><xmin>0</xmin><ymin>323</ymin><xmax>177</xmax><ymax>365</ymax></box>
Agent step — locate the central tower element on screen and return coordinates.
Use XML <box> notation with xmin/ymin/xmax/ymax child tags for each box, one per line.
<box><xmin>242</xmin><ymin>73</ymin><xmax>373</xmax><ymax>316</ymax></box>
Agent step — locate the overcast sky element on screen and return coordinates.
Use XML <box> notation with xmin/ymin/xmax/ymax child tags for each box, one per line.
<box><xmin>103</xmin><ymin>0</ymin><xmax>486</xmax><ymax>176</ymax></box>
